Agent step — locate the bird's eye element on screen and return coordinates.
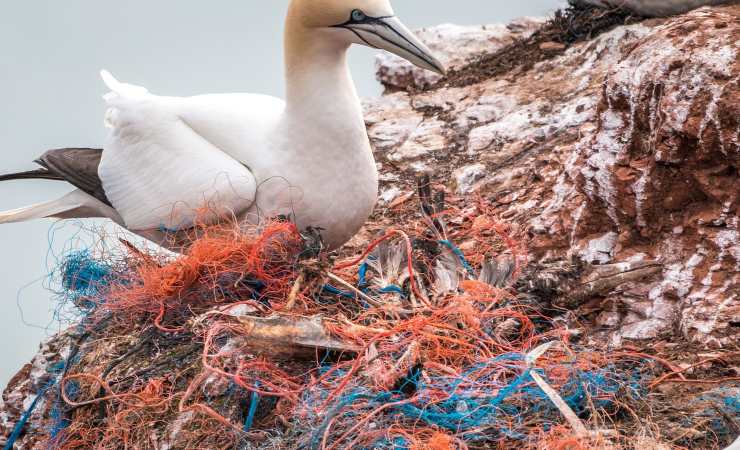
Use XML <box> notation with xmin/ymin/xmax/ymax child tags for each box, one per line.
<box><xmin>351</xmin><ymin>9</ymin><xmax>366</xmax><ymax>22</ymax></box>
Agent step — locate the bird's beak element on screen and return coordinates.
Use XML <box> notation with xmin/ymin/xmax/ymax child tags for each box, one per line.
<box><xmin>335</xmin><ymin>15</ymin><xmax>446</xmax><ymax>76</ymax></box>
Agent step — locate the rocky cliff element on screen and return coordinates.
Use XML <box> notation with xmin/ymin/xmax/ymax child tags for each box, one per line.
<box><xmin>363</xmin><ymin>4</ymin><xmax>739</xmax><ymax>349</ymax></box>
<box><xmin>2</xmin><ymin>3</ymin><xmax>739</xmax><ymax>449</ymax></box>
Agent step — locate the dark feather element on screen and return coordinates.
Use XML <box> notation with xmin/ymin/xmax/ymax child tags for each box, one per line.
<box><xmin>0</xmin><ymin>169</ymin><xmax>63</xmax><ymax>182</ymax></box>
<box><xmin>1</xmin><ymin>148</ymin><xmax>112</xmax><ymax>207</ymax></box>
<box><xmin>34</xmin><ymin>148</ymin><xmax>112</xmax><ymax>206</ymax></box>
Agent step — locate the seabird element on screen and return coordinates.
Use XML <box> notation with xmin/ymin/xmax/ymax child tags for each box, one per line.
<box><xmin>0</xmin><ymin>0</ymin><xmax>444</xmax><ymax>250</ymax></box>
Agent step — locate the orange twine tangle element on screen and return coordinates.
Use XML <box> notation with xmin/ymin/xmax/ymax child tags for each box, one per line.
<box><xmin>40</xmin><ymin>204</ymin><xmax>701</xmax><ymax>450</ymax></box>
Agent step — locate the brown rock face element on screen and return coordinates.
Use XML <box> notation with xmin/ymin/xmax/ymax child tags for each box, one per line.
<box><xmin>365</xmin><ymin>5</ymin><xmax>739</xmax><ymax>347</ymax></box>
<box><xmin>576</xmin><ymin>7</ymin><xmax>739</xmax><ymax>345</ymax></box>
<box><xmin>0</xmin><ymin>332</ymin><xmax>71</xmax><ymax>449</ymax></box>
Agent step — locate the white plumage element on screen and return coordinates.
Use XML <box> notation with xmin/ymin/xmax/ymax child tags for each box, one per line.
<box><xmin>95</xmin><ymin>64</ymin><xmax>379</xmax><ymax>249</ymax></box>
<box><xmin>100</xmin><ymin>71</ymin><xmax>261</xmax><ymax>231</ymax></box>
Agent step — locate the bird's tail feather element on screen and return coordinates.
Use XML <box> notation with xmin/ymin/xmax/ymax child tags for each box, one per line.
<box><xmin>0</xmin><ymin>190</ymin><xmax>98</xmax><ymax>224</ymax></box>
<box><xmin>0</xmin><ymin>169</ymin><xmax>63</xmax><ymax>182</ymax></box>
<box><xmin>100</xmin><ymin>70</ymin><xmax>150</xmax><ymax>129</ymax></box>
<box><xmin>100</xmin><ymin>70</ymin><xmax>149</xmax><ymax>100</ymax></box>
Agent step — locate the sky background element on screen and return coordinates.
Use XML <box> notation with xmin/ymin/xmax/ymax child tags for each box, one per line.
<box><xmin>0</xmin><ymin>0</ymin><xmax>564</xmax><ymax>386</ymax></box>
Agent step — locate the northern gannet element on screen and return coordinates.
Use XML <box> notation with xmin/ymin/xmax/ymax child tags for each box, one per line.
<box><xmin>0</xmin><ymin>0</ymin><xmax>444</xmax><ymax>250</ymax></box>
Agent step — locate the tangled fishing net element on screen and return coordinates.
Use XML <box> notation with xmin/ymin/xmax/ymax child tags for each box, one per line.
<box><xmin>6</xmin><ymin>181</ymin><xmax>738</xmax><ymax>450</ymax></box>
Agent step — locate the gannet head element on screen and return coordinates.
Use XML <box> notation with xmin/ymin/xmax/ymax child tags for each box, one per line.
<box><xmin>287</xmin><ymin>0</ymin><xmax>446</xmax><ymax>75</ymax></box>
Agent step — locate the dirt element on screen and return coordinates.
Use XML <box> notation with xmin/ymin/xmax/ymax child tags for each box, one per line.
<box><xmin>432</xmin><ymin>4</ymin><xmax>647</xmax><ymax>90</ymax></box>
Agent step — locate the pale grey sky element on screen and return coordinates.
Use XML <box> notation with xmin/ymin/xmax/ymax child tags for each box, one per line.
<box><xmin>0</xmin><ymin>0</ymin><xmax>563</xmax><ymax>386</ymax></box>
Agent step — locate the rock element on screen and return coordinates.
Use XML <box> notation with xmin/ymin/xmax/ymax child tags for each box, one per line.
<box><xmin>365</xmin><ymin>4</ymin><xmax>739</xmax><ymax>347</ymax></box>
<box><xmin>453</xmin><ymin>163</ymin><xmax>487</xmax><ymax>194</ymax></box>
<box><xmin>379</xmin><ymin>186</ymin><xmax>402</xmax><ymax>204</ymax></box>
<box><xmin>364</xmin><ymin>92</ymin><xmax>422</xmax><ymax>151</ymax></box>
<box><xmin>388</xmin><ymin>119</ymin><xmax>447</xmax><ymax>163</ymax></box>
<box><xmin>539</xmin><ymin>41</ymin><xmax>567</xmax><ymax>51</ymax></box>
<box><xmin>577</xmin><ymin>232</ymin><xmax>619</xmax><ymax>264</ymax></box>
<box><xmin>0</xmin><ymin>332</ymin><xmax>71</xmax><ymax>449</ymax></box>
<box><xmin>574</xmin><ymin>5</ymin><xmax>739</xmax><ymax>346</ymax></box>
<box><xmin>571</xmin><ymin>0</ymin><xmax>732</xmax><ymax>17</ymax></box>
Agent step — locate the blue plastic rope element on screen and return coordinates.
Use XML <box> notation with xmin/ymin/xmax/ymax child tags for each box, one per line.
<box><xmin>304</xmin><ymin>352</ymin><xmax>648</xmax><ymax>444</ymax></box>
<box><xmin>439</xmin><ymin>240</ymin><xmax>476</xmax><ymax>276</ymax></box>
<box><xmin>379</xmin><ymin>285</ymin><xmax>404</xmax><ymax>295</ymax></box>
<box><xmin>4</xmin><ymin>385</ymin><xmax>52</xmax><ymax>450</ymax></box>
<box><xmin>358</xmin><ymin>262</ymin><xmax>370</xmax><ymax>288</ymax></box>
<box><xmin>724</xmin><ymin>394</ymin><xmax>740</xmax><ymax>414</ymax></box>
<box><xmin>322</xmin><ymin>285</ymin><xmax>356</xmax><ymax>299</ymax></box>
<box><xmin>243</xmin><ymin>383</ymin><xmax>261</xmax><ymax>432</ymax></box>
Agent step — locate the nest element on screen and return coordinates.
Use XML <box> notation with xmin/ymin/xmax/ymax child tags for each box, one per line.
<box><xmin>4</xmin><ymin>177</ymin><xmax>739</xmax><ymax>450</ymax></box>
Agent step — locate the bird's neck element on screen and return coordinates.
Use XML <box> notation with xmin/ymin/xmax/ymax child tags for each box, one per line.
<box><xmin>283</xmin><ymin>26</ymin><xmax>363</xmax><ymax>124</ymax></box>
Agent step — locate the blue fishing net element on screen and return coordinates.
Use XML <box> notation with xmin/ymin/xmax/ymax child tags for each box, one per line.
<box><xmin>301</xmin><ymin>353</ymin><xmax>649</xmax><ymax>448</ymax></box>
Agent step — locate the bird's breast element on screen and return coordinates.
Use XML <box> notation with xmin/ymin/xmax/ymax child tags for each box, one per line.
<box><xmin>251</xmin><ymin>119</ymin><xmax>379</xmax><ymax>249</ymax></box>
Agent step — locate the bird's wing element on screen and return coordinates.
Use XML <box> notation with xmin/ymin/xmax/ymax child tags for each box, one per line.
<box><xmin>35</xmin><ymin>148</ymin><xmax>112</xmax><ymax>206</ymax></box>
<box><xmin>173</xmin><ymin>93</ymin><xmax>286</xmax><ymax>170</ymax></box>
<box><xmin>98</xmin><ymin>71</ymin><xmax>258</xmax><ymax>232</ymax></box>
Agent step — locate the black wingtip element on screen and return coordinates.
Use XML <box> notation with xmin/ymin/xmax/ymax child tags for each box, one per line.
<box><xmin>0</xmin><ymin>169</ymin><xmax>64</xmax><ymax>182</ymax></box>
